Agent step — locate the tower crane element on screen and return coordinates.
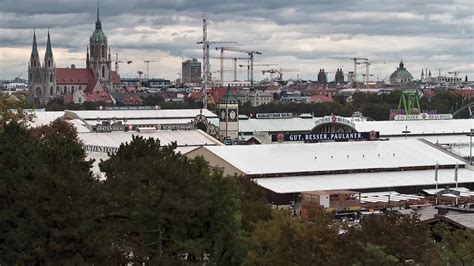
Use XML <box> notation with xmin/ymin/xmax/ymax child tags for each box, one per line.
<box><xmin>215</xmin><ymin>47</ymin><xmax>262</xmax><ymax>87</ymax></box>
<box><xmin>262</xmin><ymin>69</ymin><xmax>279</xmax><ymax>80</ymax></box>
<box><xmin>262</xmin><ymin>68</ymin><xmax>299</xmax><ymax>81</ymax></box>
<box><xmin>197</xmin><ymin>14</ymin><xmax>236</xmax><ymax>109</ymax></box>
<box><xmin>239</xmin><ymin>63</ymin><xmax>278</xmax><ymax>81</ymax></box>
<box><xmin>329</xmin><ymin>56</ymin><xmax>368</xmax><ymax>86</ymax></box>
<box><xmin>114</xmin><ymin>53</ymin><xmax>132</xmax><ymax>75</ymax></box>
<box><xmin>362</xmin><ymin>60</ymin><xmax>385</xmax><ymax>84</ymax></box>
<box><xmin>143</xmin><ymin>60</ymin><xmax>161</xmax><ymax>79</ymax></box>
<box><xmin>211</xmin><ymin>56</ymin><xmax>250</xmax><ymax>81</ymax></box>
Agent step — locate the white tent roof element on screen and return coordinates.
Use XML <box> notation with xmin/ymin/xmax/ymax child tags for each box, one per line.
<box><xmin>355</xmin><ymin>119</ymin><xmax>473</xmax><ymax>136</ymax></box>
<box><xmin>68</xmin><ymin>109</ymin><xmax>217</xmax><ymax>120</ymax></box>
<box><xmin>79</xmin><ymin>130</ymin><xmax>221</xmax><ymax>149</ymax></box>
<box><xmin>29</xmin><ymin>111</ymin><xmax>65</xmax><ymax>127</ymax></box>
<box><xmin>202</xmin><ymin>139</ymin><xmax>465</xmax><ymax>176</ymax></box>
<box><xmin>254</xmin><ymin>168</ymin><xmax>474</xmax><ymax>194</ymax></box>
<box><xmin>238</xmin><ymin>118</ymin><xmax>318</xmax><ymax>133</ymax></box>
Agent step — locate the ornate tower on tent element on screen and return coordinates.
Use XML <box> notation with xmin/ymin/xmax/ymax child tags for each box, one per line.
<box><xmin>87</xmin><ymin>0</ymin><xmax>112</xmax><ymax>89</ymax></box>
<box><xmin>218</xmin><ymin>88</ymin><xmax>239</xmax><ymax>141</ymax></box>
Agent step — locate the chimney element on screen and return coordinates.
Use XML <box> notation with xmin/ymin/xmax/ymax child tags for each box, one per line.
<box><xmin>437</xmin><ymin>207</ymin><xmax>448</xmax><ymax>216</ymax></box>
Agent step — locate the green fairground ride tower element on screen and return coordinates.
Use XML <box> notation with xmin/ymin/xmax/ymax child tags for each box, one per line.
<box><xmin>398</xmin><ymin>91</ymin><xmax>421</xmax><ymax>115</ymax></box>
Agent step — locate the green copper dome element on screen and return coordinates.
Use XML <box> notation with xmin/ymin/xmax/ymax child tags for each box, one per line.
<box><xmin>389</xmin><ymin>61</ymin><xmax>413</xmax><ymax>84</ymax></box>
<box><xmin>91</xmin><ymin>29</ymin><xmax>106</xmax><ymax>43</ymax></box>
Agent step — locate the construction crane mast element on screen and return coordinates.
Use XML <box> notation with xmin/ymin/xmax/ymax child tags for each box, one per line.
<box><xmin>262</xmin><ymin>68</ymin><xmax>299</xmax><ymax>81</ymax></box>
<box><xmin>240</xmin><ymin>63</ymin><xmax>278</xmax><ymax>81</ymax></box>
<box><xmin>215</xmin><ymin>47</ymin><xmax>261</xmax><ymax>87</ymax></box>
<box><xmin>143</xmin><ymin>60</ymin><xmax>152</xmax><ymax>79</ymax></box>
<box><xmin>211</xmin><ymin>56</ymin><xmax>249</xmax><ymax>82</ymax></box>
<box><xmin>197</xmin><ymin>14</ymin><xmax>235</xmax><ymax>109</ymax></box>
<box><xmin>114</xmin><ymin>54</ymin><xmax>132</xmax><ymax>75</ymax></box>
<box><xmin>362</xmin><ymin>60</ymin><xmax>385</xmax><ymax>84</ymax></box>
<box><xmin>351</xmin><ymin>57</ymin><xmax>368</xmax><ymax>85</ymax></box>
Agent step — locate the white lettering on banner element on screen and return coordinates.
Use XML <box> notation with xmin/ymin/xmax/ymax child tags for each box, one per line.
<box><xmin>160</xmin><ymin>123</ymin><xmax>195</xmax><ymax>130</ymax></box>
<box><xmin>314</xmin><ymin>116</ymin><xmax>356</xmax><ymax>128</ymax></box>
<box><xmin>256</xmin><ymin>113</ymin><xmax>293</xmax><ymax>119</ymax></box>
<box><xmin>394</xmin><ymin>113</ymin><xmax>453</xmax><ymax>121</ymax></box>
<box><xmin>84</xmin><ymin>145</ymin><xmax>118</xmax><ymax>154</ymax></box>
<box><xmin>95</xmin><ymin>124</ymin><xmax>126</xmax><ymax>132</ymax></box>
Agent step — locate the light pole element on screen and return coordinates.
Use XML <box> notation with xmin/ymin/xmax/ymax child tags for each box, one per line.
<box><xmin>435</xmin><ymin>162</ymin><xmax>439</xmax><ymax>205</ymax></box>
<box><xmin>402</xmin><ymin>125</ymin><xmax>411</xmax><ymax>140</ymax></box>
<box><xmin>454</xmin><ymin>163</ymin><xmax>459</xmax><ymax>205</ymax></box>
<box><xmin>467</xmin><ymin>129</ymin><xmax>473</xmax><ymax>165</ymax></box>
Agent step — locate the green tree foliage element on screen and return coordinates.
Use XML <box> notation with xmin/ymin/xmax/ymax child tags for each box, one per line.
<box><xmin>43</xmin><ymin>98</ymin><xmax>111</xmax><ymax>111</ymax></box>
<box><xmin>436</xmin><ymin>225</ymin><xmax>474</xmax><ymax>265</ymax></box>
<box><xmin>341</xmin><ymin>213</ymin><xmax>441</xmax><ymax>264</ymax></box>
<box><xmin>99</xmin><ymin>136</ymin><xmax>243</xmax><ymax>264</ymax></box>
<box><xmin>244</xmin><ymin>210</ymin><xmax>340</xmax><ymax>266</ymax></box>
<box><xmin>0</xmin><ymin>93</ymin><xmax>32</xmax><ymax>128</ymax></box>
<box><xmin>236</xmin><ymin>178</ymin><xmax>272</xmax><ymax>233</ymax></box>
<box><xmin>0</xmin><ymin>120</ymin><xmax>106</xmax><ymax>264</ymax></box>
<box><xmin>239</xmin><ymin>90</ymin><xmax>473</xmax><ymax>120</ymax></box>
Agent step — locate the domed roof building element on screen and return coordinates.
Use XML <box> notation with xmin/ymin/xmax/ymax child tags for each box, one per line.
<box><xmin>389</xmin><ymin>60</ymin><xmax>413</xmax><ymax>85</ymax></box>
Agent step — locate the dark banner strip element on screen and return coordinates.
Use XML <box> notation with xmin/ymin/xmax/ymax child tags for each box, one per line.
<box><xmin>271</xmin><ymin>131</ymin><xmax>380</xmax><ymax>142</ymax></box>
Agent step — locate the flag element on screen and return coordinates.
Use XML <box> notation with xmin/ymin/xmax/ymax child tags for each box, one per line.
<box><xmin>435</xmin><ymin>163</ymin><xmax>438</xmax><ymax>182</ymax></box>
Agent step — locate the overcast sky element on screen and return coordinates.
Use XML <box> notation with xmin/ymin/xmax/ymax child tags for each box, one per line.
<box><xmin>0</xmin><ymin>0</ymin><xmax>473</xmax><ymax>82</ymax></box>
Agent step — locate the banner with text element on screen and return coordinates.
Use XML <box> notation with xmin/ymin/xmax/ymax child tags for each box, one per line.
<box><xmin>271</xmin><ymin>131</ymin><xmax>380</xmax><ymax>142</ymax></box>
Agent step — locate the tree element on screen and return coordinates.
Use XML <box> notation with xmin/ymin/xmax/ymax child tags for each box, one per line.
<box><xmin>99</xmin><ymin>136</ymin><xmax>244</xmax><ymax>264</ymax></box>
<box><xmin>0</xmin><ymin>93</ymin><xmax>32</xmax><ymax>129</ymax></box>
<box><xmin>436</xmin><ymin>225</ymin><xmax>474</xmax><ymax>265</ymax></box>
<box><xmin>0</xmin><ymin>120</ymin><xmax>107</xmax><ymax>264</ymax></box>
<box><xmin>244</xmin><ymin>210</ymin><xmax>340</xmax><ymax>265</ymax></box>
<box><xmin>236</xmin><ymin>178</ymin><xmax>272</xmax><ymax>233</ymax></box>
<box><xmin>342</xmin><ymin>213</ymin><xmax>441</xmax><ymax>264</ymax></box>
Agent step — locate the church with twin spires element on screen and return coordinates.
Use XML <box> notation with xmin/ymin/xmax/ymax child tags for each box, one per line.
<box><xmin>28</xmin><ymin>4</ymin><xmax>121</xmax><ymax>105</ymax></box>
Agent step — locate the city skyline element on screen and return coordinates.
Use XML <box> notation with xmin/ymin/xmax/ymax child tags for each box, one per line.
<box><xmin>0</xmin><ymin>0</ymin><xmax>472</xmax><ymax>81</ymax></box>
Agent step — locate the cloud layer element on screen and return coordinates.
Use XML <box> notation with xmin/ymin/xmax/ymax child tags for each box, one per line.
<box><xmin>0</xmin><ymin>0</ymin><xmax>473</xmax><ymax>81</ymax></box>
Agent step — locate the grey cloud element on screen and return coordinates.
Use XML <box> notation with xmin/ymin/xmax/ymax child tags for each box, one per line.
<box><xmin>0</xmin><ymin>0</ymin><xmax>472</xmax><ymax>80</ymax></box>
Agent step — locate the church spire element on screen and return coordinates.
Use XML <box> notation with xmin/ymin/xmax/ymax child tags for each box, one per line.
<box><xmin>31</xmin><ymin>29</ymin><xmax>39</xmax><ymax>58</ymax></box>
<box><xmin>95</xmin><ymin>0</ymin><xmax>102</xmax><ymax>30</ymax></box>
<box><xmin>45</xmin><ymin>28</ymin><xmax>53</xmax><ymax>60</ymax></box>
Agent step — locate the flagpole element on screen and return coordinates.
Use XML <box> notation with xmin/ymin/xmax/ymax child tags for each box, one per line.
<box><xmin>435</xmin><ymin>163</ymin><xmax>439</xmax><ymax>205</ymax></box>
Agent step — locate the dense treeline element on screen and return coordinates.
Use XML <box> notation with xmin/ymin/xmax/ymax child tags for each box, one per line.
<box><xmin>1</xmin><ymin>116</ymin><xmax>473</xmax><ymax>264</ymax></box>
<box><xmin>43</xmin><ymin>95</ymin><xmax>201</xmax><ymax>111</ymax></box>
<box><xmin>40</xmin><ymin>90</ymin><xmax>472</xmax><ymax>120</ymax></box>
<box><xmin>240</xmin><ymin>91</ymin><xmax>472</xmax><ymax>120</ymax></box>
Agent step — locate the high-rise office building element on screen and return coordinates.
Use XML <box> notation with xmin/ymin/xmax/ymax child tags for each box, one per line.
<box><xmin>182</xmin><ymin>58</ymin><xmax>201</xmax><ymax>84</ymax></box>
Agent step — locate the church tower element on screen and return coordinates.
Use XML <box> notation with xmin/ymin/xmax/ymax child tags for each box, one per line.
<box><xmin>28</xmin><ymin>30</ymin><xmax>43</xmax><ymax>104</ymax></box>
<box><xmin>218</xmin><ymin>88</ymin><xmax>239</xmax><ymax>141</ymax></box>
<box><xmin>44</xmin><ymin>29</ymin><xmax>56</xmax><ymax>101</ymax></box>
<box><xmin>88</xmin><ymin>0</ymin><xmax>112</xmax><ymax>89</ymax></box>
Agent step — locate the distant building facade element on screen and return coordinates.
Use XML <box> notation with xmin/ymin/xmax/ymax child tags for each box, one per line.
<box><xmin>182</xmin><ymin>58</ymin><xmax>201</xmax><ymax>84</ymax></box>
<box><xmin>28</xmin><ymin>5</ymin><xmax>120</xmax><ymax>105</ymax></box>
<box><xmin>236</xmin><ymin>89</ymin><xmax>274</xmax><ymax>107</ymax></box>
